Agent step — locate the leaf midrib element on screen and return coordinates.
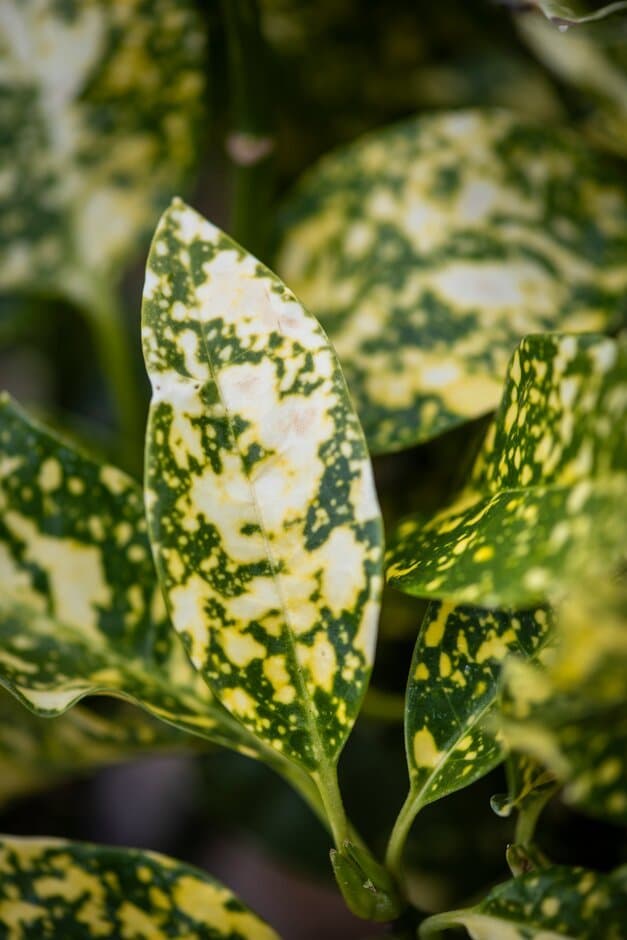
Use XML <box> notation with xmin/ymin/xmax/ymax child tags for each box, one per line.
<box><xmin>195</xmin><ymin>282</ymin><xmax>332</xmax><ymax>776</ymax></box>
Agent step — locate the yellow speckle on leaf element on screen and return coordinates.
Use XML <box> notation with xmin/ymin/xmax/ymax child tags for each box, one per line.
<box><xmin>541</xmin><ymin>896</ymin><xmax>560</xmax><ymax>917</ymax></box>
<box><xmin>473</xmin><ymin>545</ymin><xmax>494</xmax><ymax>562</ymax></box>
<box><xmin>38</xmin><ymin>458</ymin><xmax>62</xmax><ymax>492</ymax></box>
<box><xmin>222</xmin><ymin>629</ymin><xmax>266</xmax><ymax>668</ymax></box>
<box><xmin>413</xmin><ymin>728</ymin><xmax>442</xmax><ymax>768</ymax></box>
<box><xmin>475</xmin><ymin>634</ymin><xmax>512</xmax><ymax>664</ymax></box>
<box><xmin>424</xmin><ymin>605</ymin><xmax>450</xmax><ymax>647</ymax></box>
<box><xmin>263</xmin><ymin>654</ymin><xmax>295</xmax><ymax>704</ymax></box>
<box><xmin>222</xmin><ymin>687</ymin><xmax>257</xmax><ymax>719</ymax></box>
<box><xmin>0</xmin><ymin>900</ymin><xmax>44</xmax><ymax>931</ymax></box>
<box><xmin>119</xmin><ymin>901</ymin><xmax>166</xmax><ymax>939</ymax></box>
<box><xmin>298</xmin><ymin>633</ymin><xmax>337</xmax><ymax>694</ymax></box>
<box><xmin>414</xmin><ymin>662</ymin><xmax>429</xmax><ymax>681</ymax></box>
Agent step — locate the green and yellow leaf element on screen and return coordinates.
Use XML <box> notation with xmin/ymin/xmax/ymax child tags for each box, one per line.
<box><xmin>402</xmin><ymin>603</ymin><xmax>552</xmax><ymax>812</ymax></box>
<box><xmin>500</xmin><ymin>577</ymin><xmax>627</xmax><ymax>824</ymax></box>
<box><xmin>0</xmin><ymin>0</ymin><xmax>205</xmax><ymax>300</ymax></box>
<box><xmin>277</xmin><ymin>110</ymin><xmax>627</xmax><ymax>454</ymax></box>
<box><xmin>0</xmin><ymin>836</ymin><xmax>279</xmax><ymax>939</ymax></box>
<box><xmin>386</xmin><ymin>602</ymin><xmax>553</xmax><ymax>870</ymax></box>
<box><xmin>143</xmin><ymin>199</ymin><xmax>384</xmax><ymax>775</ymax></box>
<box><xmin>420</xmin><ymin>865</ymin><xmax>627</xmax><ymax>939</ymax></box>
<box><xmin>0</xmin><ymin>691</ymin><xmax>192</xmax><ymax>806</ymax></box>
<box><xmin>387</xmin><ymin>333</ymin><xmax>627</xmax><ymax>608</ymax></box>
<box><xmin>0</xmin><ymin>395</ymin><xmax>280</xmax><ymax>761</ymax></box>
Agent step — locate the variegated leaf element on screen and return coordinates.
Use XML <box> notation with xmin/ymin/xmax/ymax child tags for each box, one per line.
<box><xmin>404</xmin><ymin>603</ymin><xmax>552</xmax><ymax>808</ymax></box>
<box><xmin>276</xmin><ymin>110</ymin><xmax>627</xmax><ymax>454</ymax></box>
<box><xmin>386</xmin><ymin>603</ymin><xmax>552</xmax><ymax>871</ymax></box>
<box><xmin>143</xmin><ymin>199</ymin><xmax>383</xmax><ymax>777</ymax></box>
<box><xmin>420</xmin><ymin>865</ymin><xmax>627</xmax><ymax>939</ymax></box>
<box><xmin>0</xmin><ymin>692</ymin><xmax>191</xmax><ymax>806</ymax></box>
<box><xmin>0</xmin><ymin>836</ymin><xmax>279</xmax><ymax>939</ymax></box>
<box><xmin>0</xmin><ymin>0</ymin><xmax>205</xmax><ymax>300</ymax></box>
<box><xmin>500</xmin><ymin>577</ymin><xmax>627</xmax><ymax>824</ymax></box>
<box><xmin>387</xmin><ymin>333</ymin><xmax>627</xmax><ymax>608</ymax></box>
<box><xmin>504</xmin><ymin>0</ymin><xmax>627</xmax><ymax>26</ymax></box>
<box><xmin>0</xmin><ymin>395</ymin><xmax>298</xmax><ymax>770</ymax></box>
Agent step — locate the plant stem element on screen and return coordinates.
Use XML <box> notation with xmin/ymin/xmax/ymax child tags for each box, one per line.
<box><xmin>220</xmin><ymin>0</ymin><xmax>275</xmax><ymax>257</ymax></box>
<box><xmin>514</xmin><ymin>781</ymin><xmax>558</xmax><ymax>847</ymax></box>
<box><xmin>314</xmin><ymin>761</ymin><xmax>351</xmax><ymax>849</ymax></box>
<box><xmin>418</xmin><ymin>909</ymin><xmax>468</xmax><ymax>939</ymax></box>
<box><xmin>385</xmin><ymin>791</ymin><xmax>418</xmax><ymax>885</ymax></box>
<box><xmin>77</xmin><ymin>280</ymin><xmax>144</xmax><ymax>477</ymax></box>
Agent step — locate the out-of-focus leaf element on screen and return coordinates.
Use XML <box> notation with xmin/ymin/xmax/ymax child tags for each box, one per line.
<box><xmin>0</xmin><ymin>0</ymin><xmax>205</xmax><ymax>302</ymax></box>
<box><xmin>0</xmin><ymin>395</ymin><xmax>301</xmax><ymax>770</ymax></box>
<box><xmin>0</xmin><ymin>691</ymin><xmax>193</xmax><ymax>806</ymax></box>
<box><xmin>420</xmin><ymin>865</ymin><xmax>627</xmax><ymax>939</ymax></box>
<box><xmin>516</xmin><ymin>8</ymin><xmax>627</xmax><ymax>155</ymax></box>
<box><xmin>500</xmin><ymin>577</ymin><xmax>627</xmax><ymax>824</ymax></box>
<box><xmin>143</xmin><ymin>199</ymin><xmax>383</xmax><ymax>780</ymax></box>
<box><xmin>505</xmin><ymin>0</ymin><xmax>627</xmax><ymax>26</ymax></box>
<box><xmin>387</xmin><ymin>333</ymin><xmax>626</xmax><ymax>608</ymax></box>
<box><xmin>0</xmin><ymin>836</ymin><xmax>279</xmax><ymax>939</ymax></box>
<box><xmin>277</xmin><ymin>110</ymin><xmax>627</xmax><ymax>454</ymax></box>
<box><xmin>410</xmin><ymin>53</ymin><xmax>563</xmax><ymax>120</ymax></box>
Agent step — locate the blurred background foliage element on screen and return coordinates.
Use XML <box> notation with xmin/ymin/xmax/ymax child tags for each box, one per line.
<box><xmin>0</xmin><ymin>2</ymin><xmax>625</xmax><ymax>938</ymax></box>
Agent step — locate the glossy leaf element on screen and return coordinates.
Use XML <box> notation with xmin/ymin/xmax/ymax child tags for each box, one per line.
<box><xmin>386</xmin><ymin>602</ymin><xmax>553</xmax><ymax>872</ymax></box>
<box><xmin>143</xmin><ymin>199</ymin><xmax>383</xmax><ymax>773</ymax></box>
<box><xmin>277</xmin><ymin>110</ymin><xmax>627</xmax><ymax>454</ymax></box>
<box><xmin>505</xmin><ymin>0</ymin><xmax>627</xmax><ymax>26</ymax></box>
<box><xmin>0</xmin><ymin>0</ymin><xmax>205</xmax><ymax>300</ymax></box>
<box><xmin>0</xmin><ymin>836</ymin><xmax>278</xmax><ymax>939</ymax></box>
<box><xmin>387</xmin><ymin>333</ymin><xmax>627</xmax><ymax>608</ymax></box>
<box><xmin>500</xmin><ymin>577</ymin><xmax>627</xmax><ymax>824</ymax></box>
<box><xmin>420</xmin><ymin>865</ymin><xmax>627</xmax><ymax>939</ymax></box>
<box><xmin>0</xmin><ymin>692</ymin><xmax>192</xmax><ymax>806</ymax></box>
<box><xmin>403</xmin><ymin>603</ymin><xmax>553</xmax><ymax>812</ymax></box>
<box><xmin>0</xmin><ymin>395</ymin><xmax>283</xmax><ymax>762</ymax></box>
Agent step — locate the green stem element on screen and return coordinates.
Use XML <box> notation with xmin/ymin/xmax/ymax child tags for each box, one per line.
<box><xmin>515</xmin><ymin>801</ymin><xmax>542</xmax><ymax>847</ymax></box>
<box><xmin>315</xmin><ymin>761</ymin><xmax>351</xmax><ymax>849</ymax></box>
<box><xmin>514</xmin><ymin>782</ymin><xmax>558</xmax><ymax>847</ymax></box>
<box><xmin>385</xmin><ymin>790</ymin><xmax>419</xmax><ymax>886</ymax></box>
<box><xmin>270</xmin><ymin>751</ymin><xmax>373</xmax><ymax>856</ymax></box>
<box><xmin>418</xmin><ymin>909</ymin><xmax>469</xmax><ymax>939</ymax></box>
<box><xmin>220</xmin><ymin>0</ymin><xmax>275</xmax><ymax>257</ymax></box>
<box><xmin>78</xmin><ymin>280</ymin><xmax>144</xmax><ymax>477</ymax></box>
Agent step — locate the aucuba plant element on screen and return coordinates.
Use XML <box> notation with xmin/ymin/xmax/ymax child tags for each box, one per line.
<box><xmin>0</xmin><ymin>1</ymin><xmax>626</xmax><ymax>938</ymax></box>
